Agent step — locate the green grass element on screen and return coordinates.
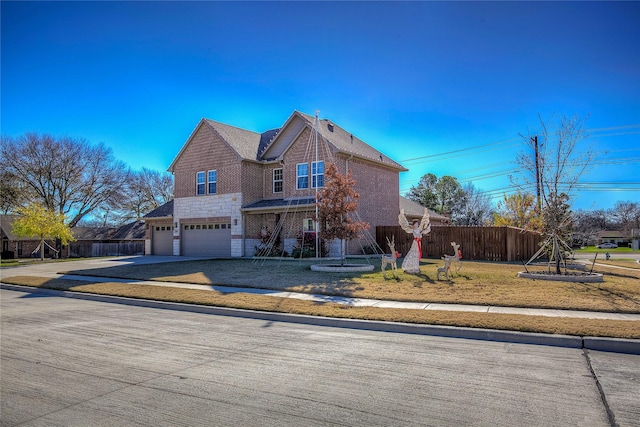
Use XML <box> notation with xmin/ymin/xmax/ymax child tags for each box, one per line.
<box><xmin>574</xmin><ymin>246</ymin><xmax>634</xmax><ymax>253</ymax></box>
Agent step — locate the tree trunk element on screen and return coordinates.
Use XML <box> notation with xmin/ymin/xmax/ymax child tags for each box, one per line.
<box><xmin>554</xmin><ymin>236</ymin><xmax>561</xmax><ymax>275</ymax></box>
<box><xmin>39</xmin><ymin>239</ymin><xmax>45</xmax><ymax>261</ymax></box>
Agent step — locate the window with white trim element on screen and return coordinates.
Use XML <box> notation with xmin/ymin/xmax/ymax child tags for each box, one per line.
<box><xmin>273</xmin><ymin>168</ymin><xmax>283</xmax><ymax>193</ymax></box>
<box><xmin>312</xmin><ymin>161</ymin><xmax>324</xmax><ymax>188</ymax></box>
<box><xmin>196</xmin><ymin>171</ymin><xmax>205</xmax><ymax>195</ymax></box>
<box><xmin>208</xmin><ymin>170</ymin><xmax>217</xmax><ymax>194</ymax></box>
<box><xmin>296</xmin><ymin>163</ymin><xmax>309</xmax><ymax>190</ymax></box>
<box><xmin>303</xmin><ymin>218</ymin><xmax>315</xmax><ymax>231</ymax></box>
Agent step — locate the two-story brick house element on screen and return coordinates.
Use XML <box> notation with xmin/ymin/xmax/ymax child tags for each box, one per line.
<box><xmin>153</xmin><ymin>110</ymin><xmax>407</xmax><ymax>257</ymax></box>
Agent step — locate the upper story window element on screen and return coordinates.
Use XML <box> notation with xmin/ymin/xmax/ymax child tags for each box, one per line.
<box><xmin>196</xmin><ymin>171</ymin><xmax>205</xmax><ymax>195</ymax></box>
<box><xmin>273</xmin><ymin>168</ymin><xmax>283</xmax><ymax>193</ymax></box>
<box><xmin>296</xmin><ymin>163</ymin><xmax>309</xmax><ymax>190</ymax></box>
<box><xmin>208</xmin><ymin>170</ymin><xmax>217</xmax><ymax>194</ymax></box>
<box><xmin>312</xmin><ymin>161</ymin><xmax>324</xmax><ymax>188</ymax></box>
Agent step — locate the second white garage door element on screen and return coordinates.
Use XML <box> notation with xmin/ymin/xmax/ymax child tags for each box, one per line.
<box><xmin>181</xmin><ymin>222</ymin><xmax>231</xmax><ymax>257</ymax></box>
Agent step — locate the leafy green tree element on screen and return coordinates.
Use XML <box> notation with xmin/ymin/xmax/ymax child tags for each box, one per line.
<box><xmin>406</xmin><ymin>173</ymin><xmax>438</xmax><ymax>210</ymax></box>
<box><xmin>12</xmin><ymin>204</ymin><xmax>75</xmax><ymax>261</ymax></box>
<box><xmin>434</xmin><ymin>175</ymin><xmax>465</xmax><ymax>216</ymax></box>
<box><xmin>316</xmin><ymin>163</ymin><xmax>369</xmax><ymax>265</ymax></box>
<box><xmin>407</xmin><ymin>173</ymin><xmax>465</xmax><ymax>216</ymax></box>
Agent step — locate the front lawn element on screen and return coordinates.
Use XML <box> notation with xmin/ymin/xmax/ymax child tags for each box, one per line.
<box><xmin>59</xmin><ymin>258</ymin><xmax>640</xmax><ymax>314</ymax></box>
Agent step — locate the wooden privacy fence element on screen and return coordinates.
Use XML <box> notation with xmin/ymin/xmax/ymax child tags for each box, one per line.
<box><xmin>376</xmin><ymin>226</ymin><xmax>542</xmax><ymax>262</ymax></box>
<box><xmin>69</xmin><ymin>241</ymin><xmax>145</xmax><ymax>258</ymax></box>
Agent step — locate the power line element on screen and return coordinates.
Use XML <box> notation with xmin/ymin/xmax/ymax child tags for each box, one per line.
<box><xmin>399</xmin><ymin>137</ymin><xmax>521</xmax><ymax>163</ymax></box>
<box><xmin>397</xmin><ymin>123</ymin><xmax>639</xmax><ymax>204</ymax></box>
<box><xmin>399</xmin><ymin>124</ymin><xmax>640</xmax><ymax>167</ymax></box>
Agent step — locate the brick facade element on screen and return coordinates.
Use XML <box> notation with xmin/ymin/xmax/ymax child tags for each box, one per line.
<box><xmin>167</xmin><ymin>112</ymin><xmax>406</xmax><ymax>258</ymax></box>
<box><xmin>172</xmin><ymin>124</ymin><xmax>242</xmax><ymax>198</ymax></box>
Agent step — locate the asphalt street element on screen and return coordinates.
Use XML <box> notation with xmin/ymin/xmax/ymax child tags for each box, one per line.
<box><xmin>2</xmin><ymin>287</ymin><xmax>639</xmax><ymax>427</ymax></box>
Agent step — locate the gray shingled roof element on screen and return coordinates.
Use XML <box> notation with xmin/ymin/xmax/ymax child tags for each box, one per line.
<box><xmin>296</xmin><ymin>111</ymin><xmax>407</xmax><ymax>171</ymax></box>
<box><xmin>258</xmin><ymin>128</ymin><xmax>280</xmax><ymax>159</ymax></box>
<box><xmin>204</xmin><ymin>119</ymin><xmax>263</xmax><ymax>161</ymax></box>
<box><xmin>242</xmin><ymin>198</ymin><xmax>316</xmax><ymax>211</ymax></box>
<box><xmin>171</xmin><ymin>112</ymin><xmax>406</xmax><ymax>170</ymax></box>
<box><xmin>72</xmin><ymin>226</ymin><xmax>114</xmax><ymax>241</ymax></box>
<box><xmin>143</xmin><ymin>200</ymin><xmax>174</xmax><ymax>219</ymax></box>
<box><xmin>110</xmin><ymin>221</ymin><xmax>146</xmax><ymax>240</ymax></box>
<box><xmin>1</xmin><ymin>215</ymin><xmax>22</xmax><ymax>241</ymax></box>
<box><xmin>399</xmin><ymin>196</ymin><xmax>448</xmax><ymax>223</ymax></box>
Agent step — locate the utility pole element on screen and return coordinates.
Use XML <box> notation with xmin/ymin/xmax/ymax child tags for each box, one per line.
<box><xmin>533</xmin><ymin>135</ymin><xmax>541</xmax><ymax>211</ymax></box>
<box><xmin>314</xmin><ymin>110</ymin><xmax>319</xmax><ymax>258</ymax></box>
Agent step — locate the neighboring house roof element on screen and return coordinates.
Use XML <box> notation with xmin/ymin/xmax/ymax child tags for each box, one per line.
<box><xmin>169</xmin><ymin>111</ymin><xmax>406</xmax><ymax>171</ymax></box>
<box><xmin>0</xmin><ymin>215</ymin><xmax>21</xmax><ymax>241</ymax></box>
<box><xmin>399</xmin><ymin>196</ymin><xmax>448</xmax><ymax>223</ymax></box>
<box><xmin>72</xmin><ymin>227</ymin><xmax>113</xmax><ymax>241</ymax></box>
<box><xmin>73</xmin><ymin>222</ymin><xmax>145</xmax><ymax>241</ymax></box>
<box><xmin>111</xmin><ymin>221</ymin><xmax>146</xmax><ymax>240</ymax></box>
<box><xmin>596</xmin><ymin>230</ymin><xmax>627</xmax><ymax>239</ymax></box>
<box><xmin>144</xmin><ymin>200</ymin><xmax>174</xmax><ymax>219</ymax></box>
<box><xmin>1</xmin><ymin>215</ymin><xmax>143</xmax><ymax>242</ymax></box>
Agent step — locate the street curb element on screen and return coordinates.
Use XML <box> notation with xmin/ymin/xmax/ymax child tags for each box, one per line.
<box><xmin>583</xmin><ymin>337</ymin><xmax>640</xmax><ymax>355</ymax></box>
<box><xmin>2</xmin><ymin>283</ymin><xmax>639</xmax><ymax>354</ymax></box>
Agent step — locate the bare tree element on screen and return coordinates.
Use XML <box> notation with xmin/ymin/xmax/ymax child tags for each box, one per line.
<box><xmin>111</xmin><ymin>167</ymin><xmax>174</xmax><ymax>224</ymax></box>
<box><xmin>572</xmin><ymin>209</ymin><xmax>609</xmax><ymax>247</ymax></box>
<box><xmin>515</xmin><ymin>114</ymin><xmax>595</xmax><ymax>273</ymax></box>
<box><xmin>515</xmin><ymin>114</ymin><xmax>595</xmax><ymax>209</ymax></box>
<box><xmin>453</xmin><ymin>182</ymin><xmax>494</xmax><ymax>226</ymax></box>
<box><xmin>0</xmin><ymin>133</ymin><xmax>129</xmax><ymax>227</ymax></box>
<box><xmin>608</xmin><ymin>201</ymin><xmax>640</xmax><ymax>236</ymax></box>
<box><xmin>0</xmin><ymin>167</ymin><xmax>31</xmax><ymax>214</ymax></box>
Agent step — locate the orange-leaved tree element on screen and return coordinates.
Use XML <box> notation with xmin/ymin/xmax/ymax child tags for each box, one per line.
<box><xmin>493</xmin><ymin>192</ymin><xmax>543</xmax><ymax>231</ymax></box>
<box><xmin>316</xmin><ymin>163</ymin><xmax>369</xmax><ymax>265</ymax></box>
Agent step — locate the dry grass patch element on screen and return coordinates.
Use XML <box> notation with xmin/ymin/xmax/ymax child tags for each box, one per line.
<box><xmin>61</xmin><ymin>258</ymin><xmax>640</xmax><ymax>313</ymax></box>
<box><xmin>3</xmin><ymin>275</ymin><xmax>639</xmax><ymax>339</ymax></box>
<box><xmin>591</xmin><ymin>260</ymin><xmax>640</xmax><ymax>269</ymax></box>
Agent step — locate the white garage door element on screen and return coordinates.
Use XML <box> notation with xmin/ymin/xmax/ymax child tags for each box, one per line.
<box><xmin>152</xmin><ymin>225</ymin><xmax>173</xmax><ymax>256</ymax></box>
<box><xmin>181</xmin><ymin>222</ymin><xmax>231</xmax><ymax>257</ymax></box>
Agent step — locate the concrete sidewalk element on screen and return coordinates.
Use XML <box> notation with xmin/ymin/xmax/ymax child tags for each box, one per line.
<box><xmin>2</xmin><ymin>254</ymin><xmax>640</xmax><ymax>354</ymax></box>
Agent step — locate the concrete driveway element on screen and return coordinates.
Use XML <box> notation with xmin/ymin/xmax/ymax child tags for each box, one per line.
<box><xmin>2</xmin><ymin>287</ymin><xmax>639</xmax><ymax>427</ymax></box>
<box><xmin>0</xmin><ymin>256</ymin><xmax>206</xmax><ymax>281</ymax></box>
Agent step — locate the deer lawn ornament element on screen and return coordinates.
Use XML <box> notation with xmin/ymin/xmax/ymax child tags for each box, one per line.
<box><xmin>381</xmin><ymin>236</ymin><xmax>399</xmax><ymax>278</ymax></box>
<box><xmin>438</xmin><ymin>242</ymin><xmax>462</xmax><ymax>280</ymax></box>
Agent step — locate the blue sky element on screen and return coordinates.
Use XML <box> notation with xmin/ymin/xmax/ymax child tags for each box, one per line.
<box><xmin>2</xmin><ymin>1</ymin><xmax>639</xmax><ymax>211</ymax></box>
